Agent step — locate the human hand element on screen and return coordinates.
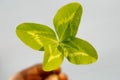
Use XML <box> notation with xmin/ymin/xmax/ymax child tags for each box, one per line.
<box><xmin>9</xmin><ymin>64</ymin><xmax>68</xmax><ymax>80</ymax></box>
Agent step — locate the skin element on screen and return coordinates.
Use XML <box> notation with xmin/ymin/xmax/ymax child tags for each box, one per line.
<box><xmin>9</xmin><ymin>64</ymin><xmax>68</xmax><ymax>80</ymax></box>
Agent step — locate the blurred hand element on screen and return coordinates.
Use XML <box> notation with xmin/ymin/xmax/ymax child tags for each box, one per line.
<box><xmin>9</xmin><ymin>64</ymin><xmax>68</xmax><ymax>80</ymax></box>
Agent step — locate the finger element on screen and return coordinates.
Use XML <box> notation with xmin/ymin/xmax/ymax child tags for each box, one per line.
<box><xmin>58</xmin><ymin>73</ymin><xmax>68</xmax><ymax>80</ymax></box>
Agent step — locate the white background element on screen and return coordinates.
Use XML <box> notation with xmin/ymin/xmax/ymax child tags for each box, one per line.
<box><xmin>0</xmin><ymin>0</ymin><xmax>120</xmax><ymax>80</ymax></box>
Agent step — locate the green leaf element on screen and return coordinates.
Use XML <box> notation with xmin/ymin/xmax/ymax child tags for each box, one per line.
<box><xmin>53</xmin><ymin>2</ymin><xmax>83</xmax><ymax>41</ymax></box>
<box><xmin>16</xmin><ymin>23</ymin><xmax>57</xmax><ymax>51</ymax></box>
<box><xmin>16</xmin><ymin>2</ymin><xmax>98</xmax><ymax>71</ymax></box>
<box><xmin>43</xmin><ymin>42</ymin><xmax>64</xmax><ymax>71</ymax></box>
<box><xmin>61</xmin><ymin>37</ymin><xmax>98</xmax><ymax>64</ymax></box>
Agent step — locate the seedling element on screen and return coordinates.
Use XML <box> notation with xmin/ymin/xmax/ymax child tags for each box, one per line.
<box><xmin>16</xmin><ymin>2</ymin><xmax>98</xmax><ymax>71</ymax></box>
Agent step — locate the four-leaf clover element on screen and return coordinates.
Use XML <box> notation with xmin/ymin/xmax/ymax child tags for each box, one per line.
<box><xmin>16</xmin><ymin>2</ymin><xmax>98</xmax><ymax>71</ymax></box>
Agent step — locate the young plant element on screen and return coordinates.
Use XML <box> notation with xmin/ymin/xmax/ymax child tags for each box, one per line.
<box><xmin>16</xmin><ymin>2</ymin><xmax>98</xmax><ymax>71</ymax></box>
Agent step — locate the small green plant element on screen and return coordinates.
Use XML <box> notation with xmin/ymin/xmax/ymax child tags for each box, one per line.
<box><xmin>16</xmin><ymin>2</ymin><xmax>98</xmax><ymax>71</ymax></box>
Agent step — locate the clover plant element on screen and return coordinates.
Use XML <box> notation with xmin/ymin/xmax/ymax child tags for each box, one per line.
<box><xmin>16</xmin><ymin>2</ymin><xmax>98</xmax><ymax>71</ymax></box>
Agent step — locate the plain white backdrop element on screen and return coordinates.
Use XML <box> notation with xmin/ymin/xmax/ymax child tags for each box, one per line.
<box><xmin>0</xmin><ymin>0</ymin><xmax>120</xmax><ymax>80</ymax></box>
